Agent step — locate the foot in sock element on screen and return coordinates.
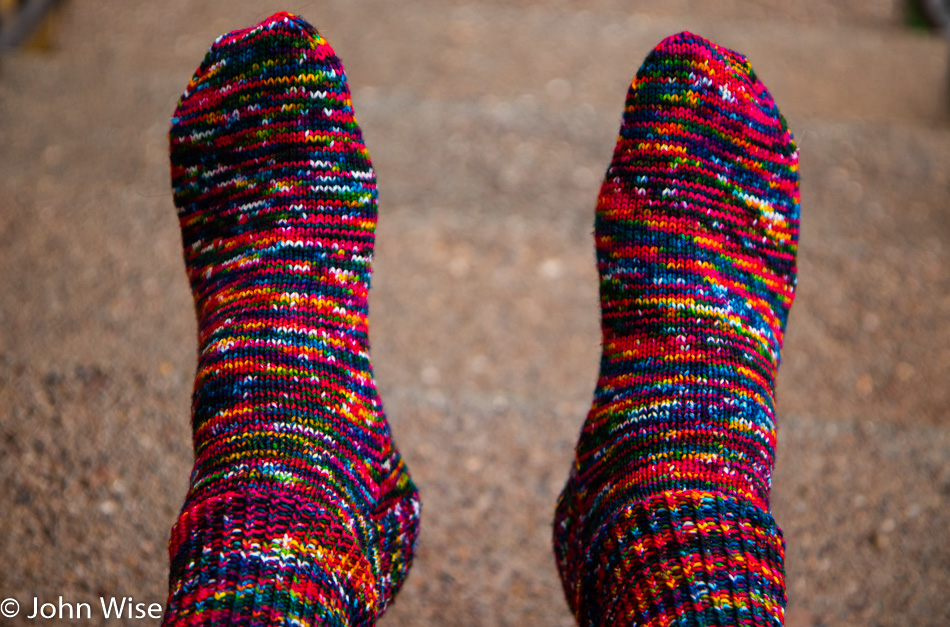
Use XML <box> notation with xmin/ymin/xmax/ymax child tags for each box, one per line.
<box><xmin>554</xmin><ymin>32</ymin><xmax>799</xmax><ymax>626</ymax></box>
<box><xmin>164</xmin><ymin>13</ymin><xmax>420</xmax><ymax>626</ymax></box>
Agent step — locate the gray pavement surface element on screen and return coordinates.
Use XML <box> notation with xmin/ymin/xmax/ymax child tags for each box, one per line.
<box><xmin>1</xmin><ymin>1</ymin><xmax>949</xmax><ymax>625</ymax></box>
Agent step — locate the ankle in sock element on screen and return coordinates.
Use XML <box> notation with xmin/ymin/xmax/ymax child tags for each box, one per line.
<box><xmin>554</xmin><ymin>32</ymin><xmax>799</xmax><ymax>626</ymax></box>
<box><xmin>164</xmin><ymin>13</ymin><xmax>420</xmax><ymax>626</ymax></box>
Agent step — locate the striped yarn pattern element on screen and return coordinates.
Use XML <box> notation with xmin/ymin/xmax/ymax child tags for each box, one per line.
<box><xmin>164</xmin><ymin>13</ymin><xmax>419</xmax><ymax>626</ymax></box>
<box><xmin>554</xmin><ymin>32</ymin><xmax>799</xmax><ymax>626</ymax></box>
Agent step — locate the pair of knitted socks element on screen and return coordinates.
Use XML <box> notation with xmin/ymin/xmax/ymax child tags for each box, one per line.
<box><xmin>164</xmin><ymin>13</ymin><xmax>799</xmax><ymax>627</ymax></box>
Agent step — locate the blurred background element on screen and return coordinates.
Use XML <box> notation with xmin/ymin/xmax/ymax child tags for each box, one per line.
<box><xmin>1</xmin><ymin>1</ymin><xmax>949</xmax><ymax>625</ymax></box>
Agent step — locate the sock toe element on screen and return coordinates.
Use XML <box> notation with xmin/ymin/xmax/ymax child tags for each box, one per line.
<box><xmin>648</xmin><ymin>31</ymin><xmax>795</xmax><ymax>149</ymax></box>
<box><xmin>170</xmin><ymin>12</ymin><xmax>366</xmax><ymax>223</ymax></box>
<box><xmin>187</xmin><ymin>12</ymin><xmax>331</xmax><ymax>98</ymax></box>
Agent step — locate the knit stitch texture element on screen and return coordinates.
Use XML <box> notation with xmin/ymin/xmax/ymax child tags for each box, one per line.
<box><xmin>164</xmin><ymin>13</ymin><xmax>419</xmax><ymax>626</ymax></box>
<box><xmin>554</xmin><ymin>32</ymin><xmax>799</xmax><ymax>626</ymax></box>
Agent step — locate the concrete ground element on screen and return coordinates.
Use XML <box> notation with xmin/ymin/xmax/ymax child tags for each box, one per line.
<box><xmin>1</xmin><ymin>1</ymin><xmax>949</xmax><ymax>625</ymax></box>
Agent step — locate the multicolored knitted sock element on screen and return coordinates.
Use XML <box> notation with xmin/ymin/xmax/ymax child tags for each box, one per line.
<box><xmin>164</xmin><ymin>13</ymin><xmax>419</xmax><ymax>626</ymax></box>
<box><xmin>554</xmin><ymin>32</ymin><xmax>799</xmax><ymax>626</ymax></box>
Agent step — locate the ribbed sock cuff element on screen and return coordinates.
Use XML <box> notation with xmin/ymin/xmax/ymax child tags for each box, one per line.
<box><xmin>164</xmin><ymin>489</ymin><xmax>377</xmax><ymax>627</ymax></box>
<box><xmin>563</xmin><ymin>490</ymin><xmax>786</xmax><ymax>627</ymax></box>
